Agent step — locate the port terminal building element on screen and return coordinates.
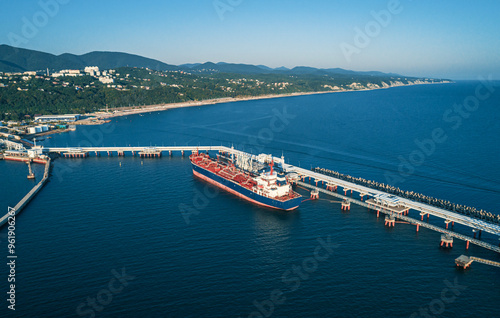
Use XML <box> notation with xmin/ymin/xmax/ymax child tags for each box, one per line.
<box><xmin>34</xmin><ymin>114</ymin><xmax>81</xmax><ymax>123</ymax></box>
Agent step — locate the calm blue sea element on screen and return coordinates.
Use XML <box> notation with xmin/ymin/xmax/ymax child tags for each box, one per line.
<box><xmin>1</xmin><ymin>81</ymin><xmax>499</xmax><ymax>317</ymax></box>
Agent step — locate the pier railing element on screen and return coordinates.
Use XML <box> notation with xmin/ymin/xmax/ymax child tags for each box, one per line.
<box><xmin>287</xmin><ymin>165</ymin><xmax>500</xmax><ymax>237</ymax></box>
<box><xmin>44</xmin><ymin>146</ymin><xmax>219</xmax><ymax>153</ymax></box>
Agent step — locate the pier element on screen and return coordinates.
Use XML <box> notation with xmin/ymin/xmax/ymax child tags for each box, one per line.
<box><xmin>0</xmin><ymin>157</ymin><xmax>51</xmax><ymax>227</ymax></box>
<box><xmin>139</xmin><ymin>147</ymin><xmax>162</xmax><ymax>158</ymax></box>
<box><xmin>44</xmin><ymin>146</ymin><xmax>216</xmax><ymax>157</ymax></box>
<box><xmin>286</xmin><ymin>165</ymin><xmax>500</xmax><ymax>238</ymax></box>
<box><xmin>2</xmin><ymin>145</ymin><xmax>498</xmax><ymax>256</ymax></box>
<box><xmin>63</xmin><ymin>148</ymin><xmax>89</xmax><ymax>158</ymax></box>
<box><xmin>296</xmin><ymin>181</ymin><xmax>500</xmax><ymax>253</ymax></box>
<box><xmin>455</xmin><ymin>255</ymin><xmax>500</xmax><ymax>269</ymax></box>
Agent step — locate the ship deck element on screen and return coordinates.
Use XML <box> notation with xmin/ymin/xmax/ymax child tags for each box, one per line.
<box><xmin>190</xmin><ymin>152</ymin><xmax>300</xmax><ymax>202</ymax></box>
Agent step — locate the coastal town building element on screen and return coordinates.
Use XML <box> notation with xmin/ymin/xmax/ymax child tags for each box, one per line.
<box><xmin>52</xmin><ymin>69</ymin><xmax>82</xmax><ymax>77</ymax></box>
<box><xmin>84</xmin><ymin>66</ymin><xmax>100</xmax><ymax>76</ymax></box>
<box><xmin>99</xmin><ymin>76</ymin><xmax>114</xmax><ymax>84</ymax></box>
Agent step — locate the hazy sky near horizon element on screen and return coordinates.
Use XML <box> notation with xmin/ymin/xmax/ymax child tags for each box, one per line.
<box><xmin>1</xmin><ymin>0</ymin><xmax>499</xmax><ymax>79</ymax></box>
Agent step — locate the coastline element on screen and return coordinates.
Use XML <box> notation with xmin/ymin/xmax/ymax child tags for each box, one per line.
<box><xmin>89</xmin><ymin>91</ymin><xmax>337</xmax><ymax>121</ymax></box>
<box><xmin>79</xmin><ymin>81</ymin><xmax>452</xmax><ymax>124</ymax></box>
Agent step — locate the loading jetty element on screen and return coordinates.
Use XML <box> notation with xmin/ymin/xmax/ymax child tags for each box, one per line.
<box><xmin>295</xmin><ymin>180</ymin><xmax>500</xmax><ymax>253</ymax></box>
<box><xmin>0</xmin><ymin>157</ymin><xmax>51</xmax><ymax>227</ymax></box>
<box><xmin>3</xmin><ymin>145</ymin><xmax>500</xmax><ymax>257</ymax></box>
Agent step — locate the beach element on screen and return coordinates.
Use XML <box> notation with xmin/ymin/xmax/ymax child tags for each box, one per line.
<box><xmin>80</xmin><ymin>81</ymin><xmax>450</xmax><ymax>123</ymax></box>
<box><xmin>86</xmin><ymin>91</ymin><xmax>339</xmax><ymax>121</ymax></box>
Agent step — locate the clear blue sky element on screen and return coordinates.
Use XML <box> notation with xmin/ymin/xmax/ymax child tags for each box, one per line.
<box><xmin>1</xmin><ymin>0</ymin><xmax>499</xmax><ymax>79</ymax></box>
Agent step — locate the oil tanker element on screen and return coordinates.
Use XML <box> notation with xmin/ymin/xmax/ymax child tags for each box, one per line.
<box><xmin>190</xmin><ymin>150</ymin><xmax>302</xmax><ymax>211</ymax></box>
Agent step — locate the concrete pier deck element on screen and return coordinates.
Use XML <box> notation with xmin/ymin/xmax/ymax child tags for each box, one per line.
<box><xmin>286</xmin><ymin>165</ymin><xmax>500</xmax><ymax>237</ymax></box>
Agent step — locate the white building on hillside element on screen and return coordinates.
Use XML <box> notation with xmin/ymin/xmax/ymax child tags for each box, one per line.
<box><xmin>52</xmin><ymin>69</ymin><xmax>82</xmax><ymax>77</ymax></box>
<box><xmin>99</xmin><ymin>76</ymin><xmax>114</xmax><ymax>84</ymax></box>
<box><xmin>85</xmin><ymin>66</ymin><xmax>100</xmax><ymax>77</ymax></box>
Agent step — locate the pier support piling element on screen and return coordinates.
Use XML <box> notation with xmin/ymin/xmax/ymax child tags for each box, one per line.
<box><xmin>341</xmin><ymin>200</ymin><xmax>351</xmax><ymax>211</ymax></box>
<box><xmin>445</xmin><ymin>220</ymin><xmax>452</xmax><ymax>229</ymax></box>
<box><xmin>420</xmin><ymin>212</ymin><xmax>428</xmax><ymax>221</ymax></box>
<box><xmin>440</xmin><ymin>234</ymin><xmax>453</xmax><ymax>248</ymax></box>
<box><xmin>310</xmin><ymin>189</ymin><xmax>319</xmax><ymax>200</ymax></box>
<box><xmin>384</xmin><ymin>215</ymin><xmax>395</xmax><ymax>227</ymax></box>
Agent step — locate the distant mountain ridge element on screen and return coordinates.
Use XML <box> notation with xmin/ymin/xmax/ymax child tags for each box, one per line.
<box><xmin>0</xmin><ymin>45</ymin><xmax>178</xmax><ymax>73</ymax></box>
<box><xmin>0</xmin><ymin>44</ymin><xmax>407</xmax><ymax>78</ymax></box>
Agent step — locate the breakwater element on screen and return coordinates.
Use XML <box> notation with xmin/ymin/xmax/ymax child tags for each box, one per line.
<box><xmin>0</xmin><ymin>158</ymin><xmax>51</xmax><ymax>227</ymax></box>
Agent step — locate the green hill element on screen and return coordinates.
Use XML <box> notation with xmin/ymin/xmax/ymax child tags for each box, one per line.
<box><xmin>0</xmin><ymin>45</ymin><xmax>178</xmax><ymax>72</ymax></box>
<box><xmin>1</xmin><ymin>45</ymin><xmax>406</xmax><ymax>77</ymax></box>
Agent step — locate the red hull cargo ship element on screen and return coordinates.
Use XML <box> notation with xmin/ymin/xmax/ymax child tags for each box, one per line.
<box><xmin>190</xmin><ymin>150</ymin><xmax>302</xmax><ymax>211</ymax></box>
